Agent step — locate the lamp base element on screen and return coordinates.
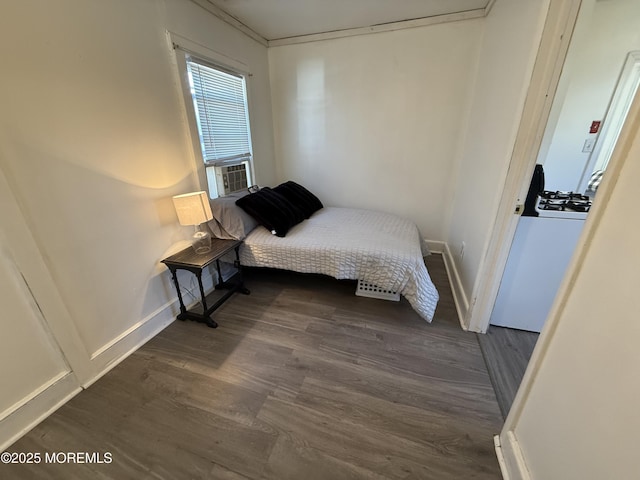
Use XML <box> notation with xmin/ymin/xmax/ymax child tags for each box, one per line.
<box><xmin>192</xmin><ymin>226</ymin><xmax>211</xmax><ymax>254</ymax></box>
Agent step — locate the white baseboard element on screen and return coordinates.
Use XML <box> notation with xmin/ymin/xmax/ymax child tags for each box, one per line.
<box><xmin>86</xmin><ymin>267</ymin><xmax>218</xmax><ymax>387</ymax></box>
<box><xmin>494</xmin><ymin>435</ymin><xmax>511</xmax><ymax>480</ymax></box>
<box><xmin>85</xmin><ymin>301</ymin><xmax>177</xmax><ymax>389</ymax></box>
<box><xmin>424</xmin><ymin>239</ymin><xmax>446</xmax><ymax>254</ymax></box>
<box><xmin>0</xmin><ymin>302</ymin><xmax>178</xmax><ymax>451</ymax></box>
<box><xmin>442</xmin><ymin>243</ymin><xmax>470</xmax><ymax>330</ymax></box>
<box><xmin>0</xmin><ymin>267</ymin><xmax>220</xmax><ymax>450</ymax></box>
<box><xmin>0</xmin><ymin>373</ymin><xmax>81</xmax><ymax>452</ymax></box>
<box><xmin>496</xmin><ymin>431</ymin><xmax>531</xmax><ymax>480</ymax></box>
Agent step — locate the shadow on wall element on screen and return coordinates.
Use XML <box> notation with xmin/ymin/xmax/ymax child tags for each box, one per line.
<box><xmin>0</xmin><ymin>142</ymin><xmax>199</xmax><ymax>356</ymax></box>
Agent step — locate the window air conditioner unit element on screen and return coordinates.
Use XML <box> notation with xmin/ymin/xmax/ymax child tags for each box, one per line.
<box><xmin>213</xmin><ymin>161</ymin><xmax>251</xmax><ymax>196</ymax></box>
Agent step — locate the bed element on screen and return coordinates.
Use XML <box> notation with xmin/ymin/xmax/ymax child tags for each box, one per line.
<box><xmin>208</xmin><ymin>184</ymin><xmax>439</xmax><ymax>322</ymax></box>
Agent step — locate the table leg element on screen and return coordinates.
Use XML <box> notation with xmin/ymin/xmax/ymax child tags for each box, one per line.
<box><xmin>215</xmin><ymin>259</ymin><xmax>223</xmax><ymax>288</ymax></box>
<box><xmin>195</xmin><ymin>270</ymin><xmax>217</xmax><ymax>328</ymax></box>
<box><xmin>235</xmin><ymin>246</ymin><xmax>250</xmax><ymax>295</ymax></box>
<box><xmin>170</xmin><ymin>268</ymin><xmax>188</xmax><ymax>319</ymax></box>
<box><xmin>196</xmin><ymin>270</ymin><xmax>208</xmax><ymax>312</ymax></box>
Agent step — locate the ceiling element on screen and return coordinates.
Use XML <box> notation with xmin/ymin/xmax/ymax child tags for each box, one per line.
<box><xmin>201</xmin><ymin>0</ymin><xmax>492</xmax><ymax>42</ymax></box>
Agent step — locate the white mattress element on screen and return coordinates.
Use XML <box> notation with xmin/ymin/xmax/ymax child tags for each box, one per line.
<box><xmin>240</xmin><ymin>207</ymin><xmax>439</xmax><ymax>322</ymax></box>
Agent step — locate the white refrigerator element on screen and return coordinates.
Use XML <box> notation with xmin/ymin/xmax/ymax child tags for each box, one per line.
<box><xmin>489</xmin><ymin>210</ymin><xmax>586</xmax><ymax>332</ymax></box>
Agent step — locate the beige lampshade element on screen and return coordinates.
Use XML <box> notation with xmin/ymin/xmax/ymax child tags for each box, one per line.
<box><xmin>172</xmin><ymin>191</ymin><xmax>213</xmax><ymax>226</ymax></box>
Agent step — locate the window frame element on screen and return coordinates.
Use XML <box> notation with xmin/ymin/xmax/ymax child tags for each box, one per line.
<box><xmin>170</xmin><ymin>32</ymin><xmax>256</xmax><ymax>198</ymax></box>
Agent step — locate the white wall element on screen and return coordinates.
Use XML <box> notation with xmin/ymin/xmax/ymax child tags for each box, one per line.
<box><xmin>0</xmin><ymin>165</ymin><xmax>86</xmax><ymax>450</ymax></box>
<box><xmin>0</xmin><ymin>243</ymin><xmax>71</xmax><ymax>418</ymax></box>
<box><xmin>0</xmin><ymin>0</ymin><xmax>275</xmax><ymax>437</ymax></box>
<box><xmin>268</xmin><ymin>20</ymin><xmax>483</xmax><ymax>239</ymax></box>
<box><xmin>541</xmin><ymin>0</ymin><xmax>640</xmax><ymax>191</ymax></box>
<box><xmin>445</xmin><ymin>0</ymin><xmax>550</xmax><ymax>314</ymax></box>
<box><xmin>501</xmin><ymin>92</ymin><xmax>640</xmax><ymax>480</ymax></box>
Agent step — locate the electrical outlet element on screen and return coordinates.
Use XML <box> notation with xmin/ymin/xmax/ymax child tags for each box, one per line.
<box><xmin>459</xmin><ymin>241</ymin><xmax>465</xmax><ymax>260</ymax></box>
<box><xmin>582</xmin><ymin>138</ymin><xmax>595</xmax><ymax>153</ymax></box>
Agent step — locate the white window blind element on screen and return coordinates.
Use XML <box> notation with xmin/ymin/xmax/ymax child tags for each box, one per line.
<box><xmin>186</xmin><ymin>58</ymin><xmax>251</xmax><ymax>164</ymax></box>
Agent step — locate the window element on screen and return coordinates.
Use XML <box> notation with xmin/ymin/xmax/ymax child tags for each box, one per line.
<box><xmin>184</xmin><ymin>56</ymin><xmax>253</xmax><ymax>196</ymax></box>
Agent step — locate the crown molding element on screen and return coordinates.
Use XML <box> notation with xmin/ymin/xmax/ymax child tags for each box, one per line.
<box><xmin>189</xmin><ymin>0</ymin><xmax>269</xmax><ymax>47</ymax></box>
<box><xmin>190</xmin><ymin>0</ymin><xmax>489</xmax><ymax>49</ymax></box>
<box><xmin>268</xmin><ymin>9</ymin><xmax>486</xmax><ymax>47</ymax></box>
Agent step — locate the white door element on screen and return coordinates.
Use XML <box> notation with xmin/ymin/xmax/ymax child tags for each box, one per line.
<box><xmin>0</xmin><ymin>167</ymin><xmax>85</xmax><ymax>450</ymax></box>
<box><xmin>0</xmin><ymin>242</ymin><xmax>79</xmax><ymax>436</ymax></box>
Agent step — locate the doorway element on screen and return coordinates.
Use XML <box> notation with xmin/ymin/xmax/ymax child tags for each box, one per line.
<box><xmin>479</xmin><ymin>0</ymin><xmax>640</xmax><ymax>417</ymax></box>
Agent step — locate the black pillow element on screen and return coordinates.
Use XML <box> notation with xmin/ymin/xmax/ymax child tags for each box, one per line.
<box><xmin>235</xmin><ymin>187</ymin><xmax>305</xmax><ymax>237</ymax></box>
<box><xmin>273</xmin><ymin>181</ymin><xmax>323</xmax><ymax>218</ymax></box>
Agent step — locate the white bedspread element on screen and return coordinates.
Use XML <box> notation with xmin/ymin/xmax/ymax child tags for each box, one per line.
<box><xmin>239</xmin><ymin>207</ymin><xmax>439</xmax><ymax>322</ymax></box>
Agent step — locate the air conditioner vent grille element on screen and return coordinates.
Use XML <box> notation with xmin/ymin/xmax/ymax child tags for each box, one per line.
<box><xmin>222</xmin><ymin>164</ymin><xmax>248</xmax><ymax>194</ymax></box>
<box><xmin>213</xmin><ymin>161</ymin><xmax>251</xmax><ymax>196</ymax></box>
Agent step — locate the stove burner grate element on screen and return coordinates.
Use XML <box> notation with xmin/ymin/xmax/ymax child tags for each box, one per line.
<box><xmin>538</xmin><ymin>192</ymin><xmax>591</xmax><ymax>212</ymax></box>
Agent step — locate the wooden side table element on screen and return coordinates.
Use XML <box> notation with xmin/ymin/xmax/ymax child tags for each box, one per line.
<box><xmin>161</xmin><ymin>238</ymin><xmax>250</xmax><ymax>328</ymax></box>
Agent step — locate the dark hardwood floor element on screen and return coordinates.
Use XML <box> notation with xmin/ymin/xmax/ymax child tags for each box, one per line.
<box><xmin>2</xmin><ymin>254</ymin><xmax>503</xmax><ymax>479</ymax></box>
<box><xmin>476</xmin><ymin>326</ymin><xmax>539</xmax><ymax>419</ymax></box>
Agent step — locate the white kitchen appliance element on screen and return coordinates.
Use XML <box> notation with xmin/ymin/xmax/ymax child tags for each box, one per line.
<box><xmin>490</xmin><ymin>189</ymin><xmax>589</xmax><ymax>332</ymax></box>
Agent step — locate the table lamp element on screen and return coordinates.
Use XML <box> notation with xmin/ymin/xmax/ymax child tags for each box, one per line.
<box><xmin>172</xmin><ymin>191</ymin><xmax>214</xmax><ymax>254</ymax></box>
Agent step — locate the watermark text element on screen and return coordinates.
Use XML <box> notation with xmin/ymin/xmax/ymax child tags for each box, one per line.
<box><xmin>1</xmin><ymin>451</ymin><xmax>112</xmax><ymax>464</ymax></box>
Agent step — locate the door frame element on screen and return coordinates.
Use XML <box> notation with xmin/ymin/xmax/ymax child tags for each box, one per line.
<box><xmin>498</xmin><ymin>48</ymin><xmax>640</xmax><ymax>480</ymax></box>
<box><xmin>577</xmin><ymin>50</ymin><xmax>640</xmax><ymax>191</ymax></box>
<box><xmin>466</xmin><ymin>0</ymin><xmax>585</xmax><ymax>333</ymax></box>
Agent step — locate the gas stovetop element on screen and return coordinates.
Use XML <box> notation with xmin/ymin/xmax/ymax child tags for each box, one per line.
<box><xmin>538</xmin><ymin>191</ymin><xmax>592</xmax><ymax>212</ymax></box>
